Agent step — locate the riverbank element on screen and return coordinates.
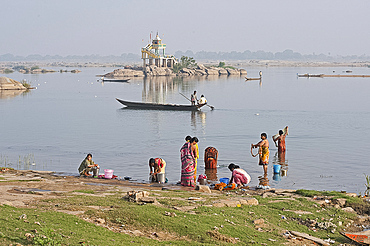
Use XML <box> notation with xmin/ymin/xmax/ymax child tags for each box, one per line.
<box><xmin>1</xmin><ymin>169</ymin><xmax>369</xmax><ymax>245</ymax></box>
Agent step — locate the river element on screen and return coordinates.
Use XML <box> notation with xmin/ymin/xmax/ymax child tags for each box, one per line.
<box><xmin>1</xmin><ymin>66</ymin><xmax>369</xmax><ymax>194</ymax></box>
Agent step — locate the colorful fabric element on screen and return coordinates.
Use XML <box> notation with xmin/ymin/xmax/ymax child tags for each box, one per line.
<box><xmin>193</xmin><ymin>143</ymin><xmax>199</xmax><ymax>181</ymax></box>
<box><xmin>259</xmin><ymin>146</ymin><xmax>269</xmax><ymax>165</ymax></box>
<box><xmin>232</xmin><ymin>168</ymin><xmax>251</xmax><ymax>185</ymax></box>
<box><xmin>204</xmin><ymin>147</ymin><xmax>218</xmax><ymax>169</ymax></box>
<box><xmin>155</xmin><ymin>158</ymin><xmax>166</xmax><ymax>174</ymax></box>
<box><xmin>180</xmin><ymin>142</ymin><xmax>195</xmax><ymax>187</ymax></box>
<box><xmin>214</xmin><ymin>182</ymin><xmax>236</xmax><ymax>190</ymax></box>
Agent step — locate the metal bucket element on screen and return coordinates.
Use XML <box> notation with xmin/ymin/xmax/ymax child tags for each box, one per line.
<box><xmin>157</xmin><ymin>173</ymin><xmax>166</xmax><ymax>183</ymax></box>
<box><xmin>199</xmin><ymin>179</ymin><xmax>207</xmax><ymax>185</ymax></box>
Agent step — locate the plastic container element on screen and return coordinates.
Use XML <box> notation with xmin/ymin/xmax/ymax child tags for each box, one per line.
<box><xmin>220</xmin><ymin>177</ymin><xmax>229</xmax><ymax>184</ymax></box>
<box><xmin>273</xmin><ymin>173</ymin><xmax>281</xmax><ymax>181</ymax></box>
<box><xmin>273</xmin><ymin>164</ymin><xmax>281</xmax><ymax>174</ymax></box>
<box><xmin>104</xmin><ymin>169</ymin><xmax>114</xmax><ymax>179</ymax></box>
<box><xmin>157</xmin><ymin>173</ymin><xmax>166</xmax><ymax>183</ymax></box>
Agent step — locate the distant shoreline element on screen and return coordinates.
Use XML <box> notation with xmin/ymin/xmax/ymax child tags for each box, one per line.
<box><xmin>1</xmin><ymin>60</ymin><xmax>370</xmax><ymax>69</ymax></box>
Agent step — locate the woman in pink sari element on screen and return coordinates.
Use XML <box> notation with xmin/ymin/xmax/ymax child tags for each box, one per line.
<box><xmin>180</xmin><ymin>140</ymin><xmax>196</xmax><ymax>187</ymax></box>
<box><xmin>228</xmin><ymin>163</ymin><xmax>251</xmax><ymax>187</ymax></box>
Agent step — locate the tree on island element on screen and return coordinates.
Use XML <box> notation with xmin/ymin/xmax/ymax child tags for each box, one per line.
<box><xmin>172</xmin><ymin>56</ymin><xmax>197</xmax><ymax>73</ymax></box>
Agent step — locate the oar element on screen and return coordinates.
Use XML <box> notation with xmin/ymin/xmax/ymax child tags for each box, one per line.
<box><xmin>180</xmin><ymin>93</ymin><xmax>214</xmax><ymax>110</ymax></box>
<box><xmin>179</xmin><ymin>92</ymin><xmax>192</xmax><ymax>102</ymax></box>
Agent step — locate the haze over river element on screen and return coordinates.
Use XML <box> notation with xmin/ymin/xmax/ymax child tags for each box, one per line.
<box><xmin>1</xmin><ymin>66</ymin><xmax>369</xmax><ymax>194</ymax></box>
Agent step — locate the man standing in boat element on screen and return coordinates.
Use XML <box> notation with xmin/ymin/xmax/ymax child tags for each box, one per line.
<box><xmin>191</xmin><ymin>91</ymin><xmax>198</xmax><ymax>105</ymax></box>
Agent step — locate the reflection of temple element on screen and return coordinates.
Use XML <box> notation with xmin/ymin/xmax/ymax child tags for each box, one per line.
<box><xmin>142</xmin><ymin>77</ymin><xmax>183</xmax><ymax>104</ymax></box>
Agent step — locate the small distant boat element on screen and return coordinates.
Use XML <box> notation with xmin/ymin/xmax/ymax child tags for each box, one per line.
<box><xmin>341</xmin><ymin>231</ymin><xmax>370</xmax><ymax>245</ymax></box>
<box><xmin>297</xmin><ymin>74</ymin><xmax>324</xmax><ymax>78</ymax></box>
<box><xmin>102</xmin><ymin>78</ymin><xmax>130</xmax><ymax>82</ymax></box>
<box><xmin>116</xmin><ymin>98</ymin><xmax>206</xmax><ymax>111</ymax></box>
<box><xmin>245</xmin><ymin>77</ymin><xmax>261</xmax><ymax>81</ymax></box>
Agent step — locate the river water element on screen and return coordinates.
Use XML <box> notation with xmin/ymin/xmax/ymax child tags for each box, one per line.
<box><xmin>1</xmin><ymin>66</ymin><xmax>369</xmax><ymax>194</ymax></box>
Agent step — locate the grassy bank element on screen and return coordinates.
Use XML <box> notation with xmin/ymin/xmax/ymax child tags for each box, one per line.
<box><xmin>1</xmin><ymin>185</ymin><xmax>367</xmax><ymax>245</ymax></box>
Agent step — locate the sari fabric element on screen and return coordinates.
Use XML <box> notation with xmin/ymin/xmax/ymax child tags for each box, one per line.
<box><xmin>232</xmin><ymin>168</ymin><xmax>251</xmax><ymax>185</ymax></box>
<box><xmin>204</xmin><ymin>147</ymin><xmax>218</xmax><ymax>169</ymax></box>
<box><xmin>180</xmin><ymin>142</ymin><xmax>195</xmax><ymax>187</ymax></box>
<box><xmin>260</xmin><ymin>146</ymin><xmax>269</xmax><ymax>165</ymax></box>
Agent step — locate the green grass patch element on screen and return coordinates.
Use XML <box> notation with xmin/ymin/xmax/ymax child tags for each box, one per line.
<box><xmin>72</xmin><ymin>189</ymin><xmax>95</xmax><ymax>194</ymax></box>
<box><xmin>1</xmin><ymin>188</ymin><xmax>362</xmax><ymax>245</ymax></box>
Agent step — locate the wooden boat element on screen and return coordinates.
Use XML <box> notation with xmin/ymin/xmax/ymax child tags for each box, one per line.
<box><xmin>297</xmin><ymin>74</ymin><xmax>324</xmax><ymax>78</ymax></box>
<box><xmin>102</xmin><ymin>78</ymin><xmax>130</xmax><ymax>82</ymax></box>
<box><xmin>116</xmin><ymin>98</ymin><xmax>205</xmax><ymax>111</ymax></box>
<box><xmin>298</xmin><ymin>74</ymin><xmax>370</xmax><ymax>78</ymax></box>
<box><xmin>245</xmin><ymin>77</ymin><xmax>261</xmax><ymax>81</ymax></box>
<box><xmin>341</xmin><ymin>231</ymin><xmax>370</xmax><ymax>245</ymax></box>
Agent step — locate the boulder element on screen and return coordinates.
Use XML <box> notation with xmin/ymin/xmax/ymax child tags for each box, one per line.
<box><xmin>205</xmin><ymin>68</ymin><xmax>219</xmax><ymax>75</ymax></box>
<box><xmin>0</xmin><ymin>77</ymin><xmax>26</xmax><ymax>90</ymax></box>
<box><xmin>197</xmin><ymin>64</ymin><xmax>207</xmax><ymax>70</ymax></box>
<box><xmin>239</xmin><ymin>69</ymin><xmax>248</xmax><ymax>75</ymax></box>
<box><xmin>218</xmin><ymin>68</ymin><xmax>228</xmax><ymax>75</ymax></box>
<box><xmin>253</xmin><ymin>218</ymin><xmax>265</xmax><ymax>225</ymax></box>
<box><xmin>194</xmin><ymin>69</ymin><xmax>208</xmax><ymax>76</ymax></box>
<box><xmin>195</xmin><ymin>185</ymin><xmax>212</xmax><ymax>193</ymax></box>
<box><xmin>226</xmin><ymin>68</ymin><xmax>240</xmax><ymax>75</ymax></box>
<box><xmin>333</xmin><ymin>198</ymin><xmax>347</xmax><ymax>207</ymax></box>
<box><xmin>341</xmin><ymin>207</ymin><xmax>356</xmax><ymax>213</ymax></box>
<box><xmin>123</xmin><ymin>190</ymin><xmax>150</xmax><ymax>202</ymax></box>
<box><xmin>239</xmin><ymin>198</ymin><xmax>259</xmax><ymax>206</ymax></box>
<box><xmin>105</xmin><ymin>68</ymin><xmax>144</xmax><ymax>77</ymax></box>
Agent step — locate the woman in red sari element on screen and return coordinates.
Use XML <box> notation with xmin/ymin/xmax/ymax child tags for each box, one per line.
<box><xmin>180</xmin><ymin>139</ymin><xmax>196</xmax><ymax>187</ymax></box>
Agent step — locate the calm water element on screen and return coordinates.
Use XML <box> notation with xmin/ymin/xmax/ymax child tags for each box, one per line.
<box><xmin>1</xmin><ymin>66</ymin><xmax>369</xmax><ymax>194</ymax></box>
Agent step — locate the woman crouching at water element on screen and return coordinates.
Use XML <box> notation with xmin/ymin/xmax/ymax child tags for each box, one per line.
<box><xmin>228</xmin><ymin>163</ymin><xmax>251</xmax><ymax>187</ymax></box>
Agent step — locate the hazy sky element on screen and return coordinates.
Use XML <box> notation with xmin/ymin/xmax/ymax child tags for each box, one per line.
<box><xmin>1</xmin><ymin>0</ymin><xmax>369</xmax><ymax>56</ymax></box>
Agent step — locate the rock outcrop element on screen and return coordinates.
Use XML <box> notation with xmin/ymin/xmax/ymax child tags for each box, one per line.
<box><xmin>0</xmin><ymin>77</ymin><xmax>26</xmax><ymax>90</ymax></box>
<box><xmin>104</xmin><ymin>68</ymin><xmax>144</xmax><ymax>77</ymax></box>
<box><xmin>103</xmin><ymin>64</ymin><xmax>247</xmax><ymax>78</ymax></box>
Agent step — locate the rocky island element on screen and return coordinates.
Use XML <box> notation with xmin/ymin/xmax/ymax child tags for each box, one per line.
<box><xmin>102</xmin><ymin>64</ymin><xmax>247</xmax><ymax>78</ymax></box>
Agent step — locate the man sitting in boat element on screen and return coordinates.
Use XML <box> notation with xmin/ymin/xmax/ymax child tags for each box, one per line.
<box><xmin>149</xmin><ymin>158</ymin><xmax>166</xmax><ymax>182</ymax></box>
<box><xmin>78</xmin><ymin>153</ymin><xmax>100</xmax><ymax>177</ymax></box>
<box><xmin>198</xmin><ymin>95</ymin><xmax>207</xmax><ymax>105</ymax></box>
